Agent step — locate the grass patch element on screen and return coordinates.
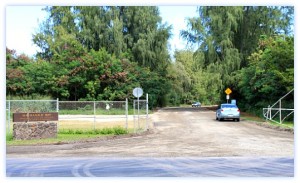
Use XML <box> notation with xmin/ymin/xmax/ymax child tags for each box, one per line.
<box><xmin>241</xmin><ymin>112</ymin><xmax>265</xmax><ymax>122</ymax></box>
<box><xmin>6</xmin><ymin>133</ymin><xmax>13</xmax><ymax>141</ymax></box>
<box><xmin>6</xmin><ymin>126</ymin><xmax>129</xmax><ymax>146</ymax></box>
<box><xmin>7</xmin><ymin>134</ymin><xmax>104</xmax><ymax>146</ymax></box>
<box><xmin>59</xmin><ymin>126</ymin><xmax>128</xmax><ymax>135</ymax></box>
<box><xmin>241</xmin><ymin>112</ymin><xmax>294</xmax><ymax>128</ymax></box>
<box><xmin>267</xmin><ymin>121</ymin><xmax>294</xmax><ymax>129</ymax></box>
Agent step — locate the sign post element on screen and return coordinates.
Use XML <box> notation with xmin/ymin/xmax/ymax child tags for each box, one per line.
<box><xmin>133</xmin><ymin>87</ymin><xmax>143</xmax><ymax>132</ymax></box>
<box><xmin>225</xmin><ymin>88</ymin><xmax>232</xmax><ymax>104</ymax></box>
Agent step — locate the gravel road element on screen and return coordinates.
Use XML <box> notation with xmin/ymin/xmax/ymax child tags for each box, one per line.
<box><xmin>7</xmin><ymin>107</ymin><xmax>294</xmax><ymax>158</ymax></box>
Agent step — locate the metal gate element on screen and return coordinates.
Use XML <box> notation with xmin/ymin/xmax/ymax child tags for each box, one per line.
<box><xmin>263</xmin><ymin>89</ymin><xmax>294</xmax><ymax>124</ymax></box>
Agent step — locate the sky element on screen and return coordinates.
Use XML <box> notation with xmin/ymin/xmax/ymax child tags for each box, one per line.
<box><xmin>5</xmin><ymin>6</ymin><xmax>198</xmax><ymax>58</ymax></box>
<box><xmin>6</xmin><ymin>6</ymin><xmax>47</xmax><ymax>57</ymax></box>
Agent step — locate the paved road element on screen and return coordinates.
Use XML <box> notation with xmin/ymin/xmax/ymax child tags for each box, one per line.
<box><xmin>6</xmin><ymin>157</ymin><xmax>294</xmax><ymax>177</ymax></box>
<box><xmin>6</xmin><ymin>107</ymin><xmax>294</xmax><ymax>177</ymax></box>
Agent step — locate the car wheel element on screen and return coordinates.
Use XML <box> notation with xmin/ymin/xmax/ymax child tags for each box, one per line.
<box><xmin>236</xmin><ymin>118</ymin><xmax>240</xmax><ymax>122</ymax></box>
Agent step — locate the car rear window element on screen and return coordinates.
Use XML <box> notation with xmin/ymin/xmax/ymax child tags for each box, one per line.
<box><xmin>221</xmin><ymin>104</ymin><xmax>237</xmax><ymax>108</ymax></box>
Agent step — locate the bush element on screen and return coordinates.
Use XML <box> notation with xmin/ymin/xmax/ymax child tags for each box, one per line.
<box><xmin>6</xmin><ymin>133</ymin><xmax>13</xmax><ymax>141</ymax></box>
<box><xmin>58</xmin><ymin>126</ymin><xmax>128</xmax><ymax>135</ymax></box>
<box><xmin>113</xmin><ymin>126</ymin><xmax>128</xmax><ymax>135</ymax></box>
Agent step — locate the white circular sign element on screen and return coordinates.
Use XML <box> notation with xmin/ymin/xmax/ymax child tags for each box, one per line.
<box><xmin>133</xmin><ymin>87</ymin><xmax>143</xmax><ymax>98</ymax></box>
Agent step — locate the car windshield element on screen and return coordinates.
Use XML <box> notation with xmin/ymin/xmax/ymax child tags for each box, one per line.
<box><xmin>221</xmin><ymin>104</ymin><xmax>237</xmax><ymax>108</ymax></box>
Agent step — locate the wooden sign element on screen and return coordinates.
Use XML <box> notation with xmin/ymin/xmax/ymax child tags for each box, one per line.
<box><xmin>13</xmin><ymin>112</ymin><xmax>58</xmax><ymax>122</ymax></box>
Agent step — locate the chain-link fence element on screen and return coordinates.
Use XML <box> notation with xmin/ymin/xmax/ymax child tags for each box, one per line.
<box><xmin>133</xmin><ymin>99</ymin><xmax>149</xmax><ymax>133</ymax></box>
<box><xmin>58</xmin><ymin>100</ymin><xmax>129</xmax><ymax>131</ymax></box>
<box><xmin>6</xmin><ymin>98</ymin><xmax>150</xmax><ymax>134</ymax></box>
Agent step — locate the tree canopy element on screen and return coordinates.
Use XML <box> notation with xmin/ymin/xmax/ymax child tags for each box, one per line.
<box><xmin>6</xmin><ymin>6</ymin><xmax>294</xmax><ymax>115</ymax></box>
<box><xmin>177</xmin><ymin>6</ymin><xmax>294</xmax><ymax>111</ymax></box>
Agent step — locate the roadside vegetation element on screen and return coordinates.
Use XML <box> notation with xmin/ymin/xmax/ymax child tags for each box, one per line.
<box><xmin>240</xmin><ymin>112</ymin><xmax>294</xmax><ymax>129</ymax></box>
<box><xmin>6</xmin><ymin>126</ymin><xmax>129</xmax><ymax>146</ymax></box>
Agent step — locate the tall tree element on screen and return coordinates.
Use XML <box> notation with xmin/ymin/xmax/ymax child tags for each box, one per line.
<box><xmin>180</xmin><ymin>6</ymin><xmax>294</xmax><ymax>103</ymax></box>
<box><xmin>33</xmin><ymin>6</ymin><xmax>172</xmax><ymax>71</ymax></box>
<box><xmin>172</xmin><ymin>50</ymin><xmax>222</xmax><ymax>105</ymax></box>
<box><xmin>234</xmin><ymin>35</ymin><xmax>294</xmax><ymax>113</ymax></box>
<box><xmin>181</xmin><ymin>6</ymin><xmax>243</xmax><ymax>84</ymax></box>
<box><xmin>31</xmin><ymin>6</ymin><xmax>172</xmax><ymax>105</ymax></box>
<box><xmin>233</xmin><ymin>6</ymin><xmax>294</xmax><ymax>67</ymax></box>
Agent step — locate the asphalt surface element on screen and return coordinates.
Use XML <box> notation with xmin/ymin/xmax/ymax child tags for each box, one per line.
<box><xmin>6</xmin><ymin>157</ymin><xmax>294</xmax><ymax>177</ymax></box>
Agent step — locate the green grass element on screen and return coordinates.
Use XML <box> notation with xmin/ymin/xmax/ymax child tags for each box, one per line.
<box><xmin>241</xmin><ymin>112</ymin><xmax>265</xmax><ymax>122</ymax></box>
<box><xmin>59</xmin><ymin>126</ymin><xmax>128</xmax><ymax>135</ymax></box>
<box><xmin>241</xmin><ymin>112</ymin><xmax>294</xmax><ymax>128</ymax></box>
<box><xmin>267</xmin><ymin>121</ymin><xmax>294</xmax><ymax>128</ymax></box>
<box><xmin>6</xmin><ymin>126</ymin><xmax>129</xmax><ymax>146</ymax></box>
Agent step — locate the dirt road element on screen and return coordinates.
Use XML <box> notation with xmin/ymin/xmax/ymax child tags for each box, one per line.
<box><xmin>7</xmin><ymin>107</ymin><xmax>294</xmax><ymax>158</ymax></box>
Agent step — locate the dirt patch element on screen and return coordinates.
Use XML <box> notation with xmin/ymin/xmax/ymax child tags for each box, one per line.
<box><xmin>202</xmin><ymin>105</ymin><xmax>219</xmax><ymax>111</ymax></box>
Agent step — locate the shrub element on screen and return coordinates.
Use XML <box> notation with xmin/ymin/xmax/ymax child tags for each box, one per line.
<box><xmin>58</xmin><ymin>127</ymin><xmax>128</xmax><ymax>135</ymax></box>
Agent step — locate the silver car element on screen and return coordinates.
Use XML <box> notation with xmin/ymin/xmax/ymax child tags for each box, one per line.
<box><xmin>216</xmin><ymin>104</ymin><xmax>240</xmax><ymax>122</ymax></box>
<box><xmin>192</xmin><ymin>102</ymin><xmax>201</xmax><ymax>107</ymax></box>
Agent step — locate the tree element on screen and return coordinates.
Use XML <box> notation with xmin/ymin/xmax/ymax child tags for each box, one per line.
<box><xmin>30</xmin><ymin>6</ymin><xmax>172</xmax><ymax>106</ymax></box>
<box><xmin>171</xmin><ymin>50</ymin><xmax>222</xmax><ymax>105</ymax></box>
<box><xmin>181</xmin><ymin>6</ymin><xmax>243</xmax><ymax>86</ymax></box>
<box><xmin>33</xmin><ymin>6</ymin><xmax>172</xmax><ymax>71</ymax></box>
<box><xmin>233</xmin><ymin>6</ymin><xmax>294</xmax><ymax>67</ymax></box>
<box><xmin>180</xmin><ymin>6</ymin><xmax>294</xmax><ymax>104</ymax></box>
<box><xmin>6</xmin><ymin>48</ymin><xmax>34</xmax><ymax>96</ymax></box>
<box><xmin>235</xmin><ymin>35</ymin><xmax>294</xmax><ymax>112</ymax></box>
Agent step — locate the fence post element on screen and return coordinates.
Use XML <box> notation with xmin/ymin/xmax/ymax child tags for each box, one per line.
<box><xmin>56</xmin><ymin>98</ymin><xmax>59</xmax><ymax>112</ymax></box>
<box><xmin>94</xmin><ymin>101</ymin><xmax>96</xmax><ymax>130</ymax></box>
<box><xmin>146</xmin><ymin>93</ymin><xmax>149</xmax><ymax>130</ymax></box>
<box><xmin>126</xmin><ymin>98</ymin><xmax>128</xmax><ymax>130</ymax></box>
<box><xmin>56</xmin><ymin>98</ymin><xmax>59</xmax><ymax>132</ymax></box>
<box><xmin>8</xmin><ymin>100</ymin><xmax>11</xmax><ymax>133</ymax></box>
<box><xmin>268</xmin><ymin>105</ymin><xmax>272</xmax><ymax>120</ymax></box>
<box><xmin>279</xmin><ymin>99</ymin><xmax>282</xmax><ymax>124</ymax></box>
<box><xmin>133</xmin><ymin>100</ymin><xmax>136</xmax><ymax>133</ymax></box>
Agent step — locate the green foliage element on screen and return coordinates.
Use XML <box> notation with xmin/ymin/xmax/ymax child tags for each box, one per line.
<box><xmin>8</xmin><ymin>6</ymin><xmax>171</xmax><ymax>107</ymax></box>
<box><xmin>6</xmin><ymin>94</ymin><xmax>52</xmax><ymax>100</ymax></box>
<box><xmin>6</xmin><ymin>45</ymin><xmax>170</xmax><ymax>107</ymax></box>
<box><xmin>58</xmin><ymin>126</ymin><xmax>128</xmax><ymax>135</ymax></box>
<box><xmin>169</xmin><ymin>50</ymin><xmax>222</xmax><ymax>105</ymax></box>
<box><xmin>178</xmin><ymin>6</ymin><xmax>294</xmax><ymax>109</ymax></box>
<box><xmin>6</xmin><ymin>6</ymin><xmax>294</xmax><ymax>113</ymax></box>
<box><xmin>33</xmin><ymin>6</ymin><xmax>171</xmax><ymax>71</ymax></box>
<box><xmin>6</xmin><ymin>133</ymin><xmax>13</xmax><ymax>141</ymax></box>
<box><xmin>6</xmin><ymin>127</ymin><xmax>128</xmax><ymax>145</ymax></box>
<box><xmin>235</xmin><ymin>35</ymin><xmax>294</xmax><ymax>114</ymax></box>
